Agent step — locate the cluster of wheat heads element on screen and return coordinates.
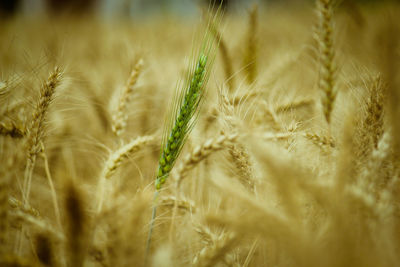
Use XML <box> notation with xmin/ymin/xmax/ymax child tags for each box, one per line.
<box><xmin>1</xmin><ymin>1</ymin><xmax>400</xmax><ymax>267</ymax></box>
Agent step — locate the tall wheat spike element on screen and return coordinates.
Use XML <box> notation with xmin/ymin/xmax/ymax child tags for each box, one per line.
<box><xmin>16</xmin><ymin>67</ymin><xmax>61</xmax><ymax>255</ymax></box>
<box><xmin>23</xmin><ymin>67</ymin><xmax>62</xmax><ymax>205</ymax></box>
<box><xmin>146</xmin><ymin>6</ymin><xmax>223</xmax><ymax>256</ymax></box>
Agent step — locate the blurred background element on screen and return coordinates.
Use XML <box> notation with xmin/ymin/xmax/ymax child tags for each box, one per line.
<box><xmin>0</xmin><ymin>0</ymin><xmax>395</xmax><ymax>18</ymax></box>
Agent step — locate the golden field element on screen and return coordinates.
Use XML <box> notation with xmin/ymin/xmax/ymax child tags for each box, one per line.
<box><xmin>1</xmin><ymin>1</ymin><xmax>400</xmax><ymax>266</ymax></box>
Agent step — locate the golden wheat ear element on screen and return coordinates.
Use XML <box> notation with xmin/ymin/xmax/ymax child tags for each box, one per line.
<box><xmin>23</xmin><ymin>67</ymin><xmax>63</xmax><ymax>207</ymax></box>
<box><xmin>316</xmin><ymin>0</ymin><xmax>337</xmax><ymax>125</ymax></box>
<box><xmin>112</xmin><ymin>59</ymin><xmax>144</xmax><ymax>137</ymax></box>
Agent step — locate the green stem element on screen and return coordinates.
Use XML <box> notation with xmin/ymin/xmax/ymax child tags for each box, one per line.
<box><xmin>145</xmin><ymin>190</ymin><xmax>159</xmax><ymax>264</ymax></box>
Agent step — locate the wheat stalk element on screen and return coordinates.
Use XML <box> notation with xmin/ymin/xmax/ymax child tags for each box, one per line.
<box><xmin>243</xmin><ymin>4</ymin><xmax>258</xmax><ymax>85</ymax></box>
<box><xmin>40</xmin><ymin>142</ymin><xmax>62</xmax><ymax>230</ymax></box>
<box><xmin>209</xmin><ymin>22</ymin><xmax>235</xmax><ymax>92</ymax></box>
<box><xmin>65</xmin><ymin>183</ymin><xmax>86</xmax><ymax>267</ymax></box>
<box><xmin>35</xmin><ymin>233</ymin><xmax>54</xmax><ymax>267</ymax></box>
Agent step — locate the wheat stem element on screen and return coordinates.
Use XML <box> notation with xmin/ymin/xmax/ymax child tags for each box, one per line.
<box><xmin>243</xmin><ymin>4</ymin><xmax>258</xmax><ymax>84</ymax></box>
<box><xmin>40</xmin><ymin>142</ymin><xmax>62</xmax><ymax>231</ymax></box>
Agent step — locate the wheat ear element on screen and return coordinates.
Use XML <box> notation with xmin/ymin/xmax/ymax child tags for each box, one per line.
<box><xmin>194</xmin><ymin>223</ymin><xmax>240</xmax><ymax>267</ymax></box>
<box><xmin>275</xmin><ymin>99</ymin><xmax>314</xmax><ymax>114</ymax></box>
<box><xmin>103</xmin><ymin>135</ymin><xmax>155</xmax><ymax>179</ymax></box>
<box><xmin>159</xmin><ymin>195</ymin><xmax>196</xmax><ymax>213</ymax></box>
<box><xmin>16</xmin><ymin>67</ymin><xmax>61</xmax><ymax>255</ymax></box>
<box><xmin>23</xmin><ymin>67</ymin><xmax>62</xmax><ymax>206</ymax></box>
<box><xmin>97</xmin><ymin>135</ymin><xmax>155</xmax><ymax>213</ymax></box>
<box><xmin>146</xmin><ymin>7</ymin><xmax>222</xmax><ymax>257</ymax></box>
<box><xmin>363</xmin><ymin>75</ymin><xmax>385</xmax><ymax>149</ymax></box>
<box><xmin>218</xmin><ymin>90</ymin><xmax>255</xmax><ymax>192</ymax></box>
<box><xmin>304</xmin><ymin>132</ymin><xmax>336</xmax><ymax>149</ymax></box>
<box><xmin>193</xmin><ymin>232</ymin><xmax>237</xmax><ymax>267</ymax></box>
<box><xmin>175</xmin><ymin>133</ymin><xmax>237</xmax><ymax>187</ymax></box>
<box><xmin>317</xmin><ymin>0</ymin><xmax>337</xmax><ymax>124</ymax></box>
<box><xmin>154</xmin><ymin>55</ymin><xmax>209</xmax><ymax>190</ymax></box>
<box><xmin>112</xmin><ymin>59</ymin><xmax>144</xmax><ymax>137</ymax></box>
<box><xmin>0</xmin><ymin>121</ymin><xmax>25</xmax><ymax>138</ymax></box>
<box><xmin>193</xmin><ymin>223</ymin><xmax>217</xmax><ymax>246</ymax></box>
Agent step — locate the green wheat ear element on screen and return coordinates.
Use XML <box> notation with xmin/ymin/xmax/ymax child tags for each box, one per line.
<box><xmin>155</xmin><ymin>10</ymin><xmax>222</xmax><ymax>191</ymax></box>
<box><xmin>146</xmin><ymin>5</ymin><xmax>223</xmax><ymax>258</ymax></box>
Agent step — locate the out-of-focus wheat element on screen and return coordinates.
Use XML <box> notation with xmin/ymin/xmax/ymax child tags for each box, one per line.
<box><xmin>317</xmin><ymin>0</ymin><xmax>337</xmax><ymax>124</ymax></box>
<box><xmin>112</xmin><ymin>59</ymin><xmax>144</xmax><ymax>137</ymax></box>
<box><xmin>23</xmin><ymin>67</ymin><xmax>62</xmax><ymax>205</ymax></box>
<box><xmin>1</xmin><ymin>3</ymin><xmax>400</xmax><ymax>267</ymax></box>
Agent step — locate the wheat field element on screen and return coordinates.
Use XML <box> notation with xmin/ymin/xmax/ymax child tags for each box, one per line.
<box><xmin>1</xmin><ymin>1</ymin><xmax>400</xmax><ymax>266</ymax></box>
